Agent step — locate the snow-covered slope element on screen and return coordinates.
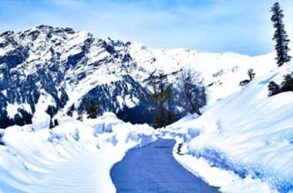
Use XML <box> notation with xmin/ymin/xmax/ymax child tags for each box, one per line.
<box><xmin>0</xmin><ymin>113</ymin><xmax>157</xmax><ymax>193</ymax></box>
<box><xmin>0</xmin><ymin>25</ymin><xmax>276</xmax><ymax>128</ymax></box>
<box><xmin>129</xmin><ymin>42</ymin><xmax>276</xmax><ymax>104</ymax></box>
<box><xmin>165</xmin><ymin>62</ymin><xmax>293</xmax><ymax>193</ymax></box>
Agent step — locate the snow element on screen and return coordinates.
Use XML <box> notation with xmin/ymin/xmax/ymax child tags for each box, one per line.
<box><xmin>0</xmin><ymin>37</ymin><xmax>14</xmax><ymax>57</ymax></box>
<box><xmin>129</xmin><ymin>43</ymin><xmax>277</xmax><ymax>104</ymax></box>
<box><xmin>6</xmin><ymin>104</ymin><xmax>20</xmax><ymax>119</ymax></box>
<box><xmin>164</xmin><ymin>62</ymin><xmax>293</xmax><ymax>193</ymax></box>
<box><xmin>0</xmin><ymin>113</ymin><xmax>158</xmax><ymax>193</ymax></box>
<box><xmin>32</xmin><ymin>91</ymin><xmax>55</xmax><ymax>130</ymax></box>
<box><xmin>64</xmin><ymin>72</ymin><xmax>121</xmax><ymax>111</ymax></box>
<box><xmin>60</xmin><ymin>31</ymin><xmax>92</xmax><ymax>62</ymax></box>
<box><xmin>0</xmin><ymin>49</ymin><xmax>7</xmax><ymax>57</ymax></box>
<box><xmin>87</xmin><ymin>44</ymin><xmax>110</xmax><ymax>64</ymax></box>
<box><xmin>6</xmin><ymin>103</ymin><xmax>32</xmax><ymax>119</ymax></box>
<box><xmin>172</xmin><ymin>143</ymin><xmax>277</xmax><ymax>193</ymax></box>
<box><xmin>124</xmin><ymin>95</ymin><xmax>138</xmax><ymax>108</ymax></box>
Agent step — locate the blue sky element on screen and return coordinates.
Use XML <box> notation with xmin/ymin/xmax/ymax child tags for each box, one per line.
<box><xmin>0</xmin><ymin>0</ymin><xmax>292</xmax><ymax>55</ymax></box>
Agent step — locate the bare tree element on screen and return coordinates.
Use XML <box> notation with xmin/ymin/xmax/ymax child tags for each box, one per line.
<box><xmin>240</xmin><ymin>69</ymin><xmax>256</xmax><ymax>87</ymax></box>
<box><xmin>177</xmin><ymin>68</ymin><xmax>207</xmax><ymax>115</ymax></box>
<box><xmin>248</xmin><ymin>69</ymin><xmax>255</xmax><ymax>81</ymax></box>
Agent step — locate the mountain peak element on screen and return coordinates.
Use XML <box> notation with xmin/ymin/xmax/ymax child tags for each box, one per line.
<box><xmin>0</xmin><ymin>31</ymin><xmax>15</xmax><ymax>38</ymax></box>
<box><xmin>34</xmin><ymin>25</ymin><xmax>75</xmax><ymax>34</ymax></box>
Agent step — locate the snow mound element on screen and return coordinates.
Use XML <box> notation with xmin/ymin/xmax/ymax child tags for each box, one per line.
<box><xmin>166</xmin><ymin>62</ymin><xmax>293</xmax><ymax>193</ymax></box>
<box><xmin>0</xmin><ymin>113</ymin><xmax>158</xmax><ymax>193</ymax></box>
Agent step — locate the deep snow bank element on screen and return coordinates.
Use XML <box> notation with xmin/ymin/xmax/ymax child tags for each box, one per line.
<box><xmin>0</xmin><ymin>113</ymin><xmax>157</xmax><ymax>193</ymax></box>
<box><xmin>166</xmin><ymin>63</ymin><xmax>293</xmax><ymax>193</ymax></box>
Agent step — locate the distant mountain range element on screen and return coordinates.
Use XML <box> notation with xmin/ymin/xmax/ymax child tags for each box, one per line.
<box><xmin>0</xmin><ymin>25</ymin><xmax>276</xmax><ymax>128</ymax></box>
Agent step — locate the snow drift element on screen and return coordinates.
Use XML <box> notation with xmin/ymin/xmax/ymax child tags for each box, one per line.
<box><xmin>0</xmin><ymin>113</ymin><xmax>158</xmax><ymax>193</ymax></box>
<box><xmin>166</xmin><ymin>62</ymin><xmax>293</xmax><ymax>193</ymax></box>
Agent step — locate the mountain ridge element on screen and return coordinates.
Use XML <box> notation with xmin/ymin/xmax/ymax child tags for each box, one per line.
<box><xmin>0</xmin><ymin>25</ymin><xmax>277</xmax><ymax>128</ymax></box>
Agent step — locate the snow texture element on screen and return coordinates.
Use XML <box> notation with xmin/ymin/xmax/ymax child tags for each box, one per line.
<box><xmin>165</xmin><ymin>62</ymin><xmax>293</xmax><ymax>193</ymax></box>
<box><xmin>0</xmin><ymin>113</ymin><xmax>157</xmax><ymax>193</ymax></box>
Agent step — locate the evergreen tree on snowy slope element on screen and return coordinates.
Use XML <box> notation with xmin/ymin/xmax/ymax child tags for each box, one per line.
<box><xmin>271</xmin><ymin>2</ymin><xmax>291</xmax><ymax>66</ymax></box>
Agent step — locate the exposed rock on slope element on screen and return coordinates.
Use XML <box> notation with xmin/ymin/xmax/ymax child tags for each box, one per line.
<box><xmin>0</xmin><ymin>25</ymin><xmax>276</xmax><ymax>128</ymax></box>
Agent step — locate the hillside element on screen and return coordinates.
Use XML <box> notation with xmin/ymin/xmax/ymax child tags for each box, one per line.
<box><xmin>164</xmin><ymin>62</ymin><xmax>293</xmax><ymax>193</ymax></box>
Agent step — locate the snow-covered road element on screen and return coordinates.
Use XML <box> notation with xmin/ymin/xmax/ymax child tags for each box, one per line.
<box><xmin>111</xmin><ymin>139</ymin><xmax>220</xmax><ymax>193</ymax></box>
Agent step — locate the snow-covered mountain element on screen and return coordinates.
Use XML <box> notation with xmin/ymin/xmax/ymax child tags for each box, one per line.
<box><xmin>0</xmin><ymin>25</ymin><xmax>276</xmax><ymax>128</ymax></box>
<box><xmin>0</xmin><ymin>25</ymin><xmax>148</xmax><ymax>128</ymax></box>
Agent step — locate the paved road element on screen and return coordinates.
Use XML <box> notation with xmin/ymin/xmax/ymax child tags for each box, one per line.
<box><xmin>111</xmin><ymin>139</ymin><xmax>220</xmax><ymax>193</ymax></box>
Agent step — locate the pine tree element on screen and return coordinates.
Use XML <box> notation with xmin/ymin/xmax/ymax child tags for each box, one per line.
<box><xmin>87</xmin><ymin>100</ymin><xmax>99</xmax><ymax>119</ymax></box>
<box><xmin>281</xmin><ymin>74</ymin><xmax>293</xmax><ymax>92</ymax></box>
<box><xmin>268</xmin><ymin>81</ymin><xmax>280</xmax><ymax>96</ymax></box>
<box><xmin>144</xmin><ymin>71</ymin><xmax>175</xmax><ymax>128</ymax></box>
<box><xmin>271</xmin><ymin>2</ymin><xmax>291</xmax><ymax>66</ymax></box>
